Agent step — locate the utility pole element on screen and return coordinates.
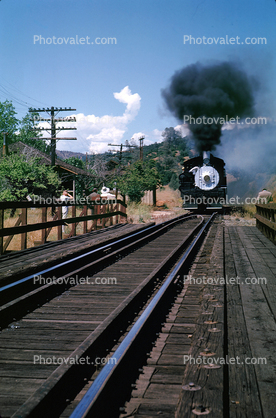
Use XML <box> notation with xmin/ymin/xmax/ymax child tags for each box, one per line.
<box><xmin>2</xmin><ymin>132</ymin><xmax>8</xmax><ymax>156</ymax></box>
<box><xmin>108</xmin><ymin>141</ymin><xmax>136</xmax><ymax>163</ymax></box>
<box><xmin>28</xmin><ymin>107</ymin><xmax>77</xmax><ymax>166</ymax></box>
<box><xmin>137</xmin><ymin>135</ymin><xmax>145</xmax><ymax>161</ymax></box>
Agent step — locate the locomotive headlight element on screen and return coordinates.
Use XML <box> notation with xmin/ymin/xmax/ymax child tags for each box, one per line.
<box><xmin>194</xmin><ymin>166</ymin><xmax>220</xmax><ymax>190</ymax></box>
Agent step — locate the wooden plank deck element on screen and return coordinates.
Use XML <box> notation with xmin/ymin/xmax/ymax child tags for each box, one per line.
<box><xmin>0</xmin><ymin>223</ymin><xmax>151</xmax><ymax>285</ymax></box>
<box><xmin>120</xmin><ymin>222</ymin><xmax>276</xmax><ymax>418</ymax></box>
<box><xmin>0</xmin><ymin>220</ymin><xmax>200</xmax><ymax>418</ymax></box>
<box><xmin>225</xmin><ymin>226</ymin><xmax>276</xmax><ymax>418</ymax></box>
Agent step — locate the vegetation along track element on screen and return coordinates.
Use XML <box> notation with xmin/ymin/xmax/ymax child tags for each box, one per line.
<box><xmin>0</xmin><ymin>213</ymin><xmax>216</xmax><ymax>418</ymax></box>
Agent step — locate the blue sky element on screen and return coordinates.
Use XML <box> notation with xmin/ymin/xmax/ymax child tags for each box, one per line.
<box><xmin>0</xmin><ymin>0</ymin><xmax>275</xmax><ymax>154</ymax></box>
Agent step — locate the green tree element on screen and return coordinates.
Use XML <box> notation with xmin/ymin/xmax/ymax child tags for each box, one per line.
<box><xmin>64</xmin><ymin>156</ymin><xmax>85</xmax><ymax>169</ymax></box>
<box><xmin>0</xmin><ymin>102</ymin><xmax>51</xmax><ymax>153</ymax></box>
<box><xmin>63</xmin><ymin>157</ymin><xmax>88</xmax><ymax>198</ymax></box>
<box><xmin>168</xmin><ymin>172</ymin><xmax>179</xmax><ymax>190</ymax></box>
<box><xmin>162</xmin><ymin>127</ymin><xmax>183</xmax><ymax>143</ymax></box>
<box><xmin>116</xmin><ymin>160</ymin><xmax>161</xmax><ymax>203</ymax></box>
<box><xmin>18</xmin><ymin>112</ymin><xmax>50</xmax><ymax>153</ymax></box>
<box><xmin>0</xmin><ymin>100</ymin><xmax>19</xmax><ymax>146</ymax></box>
<box><xmin>0</xmin><ymin>153</ymin><xmax>61</xmax><ymax>201</ymax></box>
<box><xmin>163</xmin><ymin>156</ymin><xmax>175</xmax><ymax>170</ymax></box>
<box><xmin>150</xmin><ymin>127</ymin><xmax>190</xmax><ymax>185</ymax></box>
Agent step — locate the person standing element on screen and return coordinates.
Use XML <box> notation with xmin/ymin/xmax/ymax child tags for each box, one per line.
<box><xmin>87</xmin><ymin>188</ymin><xmax>101</xmax><ymax>219</ymax></box>
<box><xmin>257</xmin><ymin>188</ymin><xmax>273</xmax><ymax>204</ymax></box>
<box><xmin>60</xmin><ymin>190</ymin><xmax>73</xmax><ymax>231</ymax></box>
<box><xmin>88</xmin><ymin>188</ymin><xmax>101</xmax><ymax>201</ymax></box>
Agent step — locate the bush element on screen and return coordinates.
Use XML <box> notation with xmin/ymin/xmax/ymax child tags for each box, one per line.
<box><xmin>116</xmin><ymin>160</ymin><xmax>161</xmax><ymax>203</ymax></box>
<box><xmin>0</xmin><ymin>153</ymin><xmax>61</xmax><ymax>201</ymax></box>
<box><xmin>168</xmin><ymin>172</ymin><xmax>179</xmax><ymax>190</ymax></box>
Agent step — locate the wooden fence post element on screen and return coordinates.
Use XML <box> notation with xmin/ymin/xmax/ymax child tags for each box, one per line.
<box><xmin>109</xmin><ymin>204</ymin><xmax>113</xmax><ymax>226</ymax></box>
<box><xmin>41</xmin><ymin>207</ymin><xmax>47</xmax><ymax>244</ymax></box>
<box><xmin>92</xmin><ymin>204</ymin><xmax>98</xmax><ymax>231</ymax></box>
<box><xmin>115</xmin><ymin>203</ymin><xmax>118</xmax><ymax>224</ymax></box>
<box><xmin>57</xmin><ymin>206</ymin><xmax>62</xmax><ymax>240</ymax></box>
<box><xmin>153</xmin><ymin>186</ymin><xmax>157</xmax><ymax>206</ymax></box>
<box><xmin>101</xmin><ymin>204</ymin><xmax>106</xmax><ymax>228</ymax></box>
<box><xmin>21</xmin><ymin>207</ymin><xmax>27</xmax><ymax>250</ymax></box>
<box><xmin>71</xmin><ymin>205</ymin><xmax>76</xmax><ymax>236</ymax></box>
<box><xmin>0</xmin><ymin>209</ymin><xmax>4</xmax><ymax>255</ymax></box>
<box><xmin>120</xmin><ymin>201</ymin><xmax>126</xmax><ymax>223</ymax></box>
<box><xmin>83</xmin><ymin>205</ymin><xmax>87</xmax><ymax>234</ymax></box>
<box><xmin>0</xmin><ymin>201</ymin><xmax>128</xmax><ymax>254</ymax></box>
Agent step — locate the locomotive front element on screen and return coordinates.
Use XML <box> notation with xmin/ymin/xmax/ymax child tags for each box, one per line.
<box><xmin>179</xmin><ymin>151</ymin><xmax>227</xmax><ymax>210</ymax></box>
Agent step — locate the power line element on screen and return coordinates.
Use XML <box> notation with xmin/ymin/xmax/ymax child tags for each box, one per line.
<box><xmin>0</xmin><ymin>85</ymin><xmax>30</xmax><ymax>108</ymax></box>
<box><xmin>108</xmin><ymin>141</ymin><xmax>136</xmax><ymax>163</ymax></box>
<box><xmin>0</xmin><ymin>81</ymin><xmax>52</xmax><ymax>114</ymax></box>
<box><xmin>0</xmin><ymin>77</ymin><xmax>51</xmax><ymax>106</ymax></box>
<box><xmin>29</xmin><ymin>107</ymin><xmax>77</xmax><ymax>166</ymax></box>
<box><xmin>0</xmin><ymin>79</ymin><xmax>50</xmax><ymax>106</ymax></box>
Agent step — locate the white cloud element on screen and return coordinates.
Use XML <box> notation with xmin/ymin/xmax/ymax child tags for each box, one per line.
<box><xmin>130</xmin><ymin>130</ymin><xmax>165</xmax><ymax>147</ymax></box>
<box><xmin>151</xmin><ymin>129</ymin><xmax>163</xmax><ymax>143</ymax></box>
<box><xmin>146</xmin><ymin>125</ymin><xmax>189</xmax><ymax>145</ymax></box>
<box><xmin>130</xmin><ymin>126</ymin><xmax>189</xmax><ymax>148</ymax></box>
<box><xmin>175</xmin><ymin>124</ymin><xmax>190</xmax><ymax>137</ymax></box>
<box><xmin>38</xmin><ymin>90</ymin><xmax>189</xmax><ymax>155</ymax></box>
<box><xmin>53</xmin><ymin>86</ymin><xmax>141</xmax><ymax>153</ymax></box>
<box><xmin>130</xmin><ymin>131</ymin><xmax>144</xmax><ymax>143</ymax></box>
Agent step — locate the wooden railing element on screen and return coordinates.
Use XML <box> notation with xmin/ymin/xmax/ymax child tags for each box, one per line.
<box><xmin>255</xmin><ymin>203</ymin><xmax>276</xmax><ymax>244</ymax></box>
<box><xmin>0</xmin><ymin>199</ymin><xmax>127</xmax><ymax>255</ymax></box>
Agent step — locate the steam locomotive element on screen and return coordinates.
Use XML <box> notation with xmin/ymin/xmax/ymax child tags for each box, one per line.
<box><xmin>179</xmin><ymin>151</ymin><xmax>227</xmax><ymax>210</ymax></box>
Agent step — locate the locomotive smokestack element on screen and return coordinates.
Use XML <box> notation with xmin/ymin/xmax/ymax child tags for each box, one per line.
<box><xmin>203</xmin><ymin>151</ymin><xmax>210</xmax><ymax>165</ymax></box>
<box><xmin>161</xmin><ymin>61</ymin><xmax>256</xmax><ymax>153</ymax></box>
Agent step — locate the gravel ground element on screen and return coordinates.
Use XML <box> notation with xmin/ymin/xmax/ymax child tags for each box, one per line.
<box><xmin>221</xmin><ymin>215</ymin><xmax>256</xmax><ymax>226</ymax></box>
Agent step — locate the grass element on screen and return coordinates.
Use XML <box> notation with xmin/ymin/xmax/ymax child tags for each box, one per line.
<box><xmin>156</xmin><ymin>186</ymin><xmax>183</xmax><ymax>210</ymax></box>
<box><xmin>127</xmin><ymin>203</ymin><xmax>153</xmax><ymax>224</ymax></box>
<box><xmin>241</xmin><ymin>204</ymin><xmax>257</xmax><ymax>218</ymax></box>
<box><xmin>127</xmin><ymin>186</ymin><xmax>187</xmax><ymax>224</ymax></box>
<box><xmin>228</xmin><ymin>204</ymin><xmax>256</xmax><ymax>219</ymax></box>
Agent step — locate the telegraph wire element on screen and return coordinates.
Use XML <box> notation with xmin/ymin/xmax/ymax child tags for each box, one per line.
<box><xmin>0</xmin><ymin>81</ymin><xmax>52</xmax><ymax>114</ymax></box>
<box><xmin>0</xmin><ymin>79</ymin><xmax>50</xmax><ymax>106</ymax></box>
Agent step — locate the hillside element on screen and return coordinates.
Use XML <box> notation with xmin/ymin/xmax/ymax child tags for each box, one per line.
<box><xmin>56</xmin><ymin>136</ymin><xmax>191</xmax><ymax>190</ymax></box>
<box><xmin>56</xmin><ymin>140</ymin><xmax>276</xmax><ymax>200</ymax></box>
<box><xmin>56</xmin><ymin>150</ymin><xmax>87</xmax><ymax>160</ymax></box>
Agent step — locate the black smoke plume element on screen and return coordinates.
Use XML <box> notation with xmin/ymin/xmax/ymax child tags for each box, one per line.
<box><xmin>162</xmin><ymin>61</ymin><xmax>256</xmax><ymax>152</ymax></box>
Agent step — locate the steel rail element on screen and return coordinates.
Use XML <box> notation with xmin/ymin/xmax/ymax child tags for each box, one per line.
<box><xmin>0</xmin><ymin>213</ymin><xmax>193</xmax><ymax>296</ymax></box>
<box><xmin>0</xmin><ymin>213</ymin><xmax>195</xmax><ymax>329</ymax></box>
<box><xmin>0</xmin><ymin>223</ymin><xmax>126</xmax><ymax>263</ymax></box>
<box><xmin>69</xmin><ymin>213</ymin><xmax>216</xmax><ymax>418</ymax></box>
<box><xmin>9</xmin><ymin>215</ymin><xmax>204</xmax><ymax>418</ymax></box>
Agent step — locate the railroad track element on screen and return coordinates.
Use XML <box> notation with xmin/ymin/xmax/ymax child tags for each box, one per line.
<box><xmin>0</xmin><ymin>213</ymin><xmax>194</xmax><ymax>325</ymax></box>
<box><xmin>0</xmin><ymin>223</ymin><xmax>151</xmax><ymax>286</ymax></box>
<box><xmin>0</xmin><ymin>213</ymin><xmax>216</xmax><ymax>418</ymax></box>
